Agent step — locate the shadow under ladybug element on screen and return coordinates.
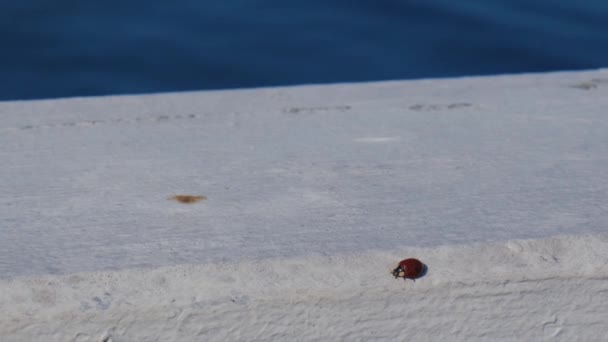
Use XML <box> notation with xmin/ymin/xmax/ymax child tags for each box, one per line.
<box><xmin>392</xmin><ymin>258</ymin><xmax>427</xmax><ymax>281</ymax></box>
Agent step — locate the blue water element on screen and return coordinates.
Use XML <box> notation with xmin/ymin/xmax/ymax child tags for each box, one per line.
<box><xmin>1</xmin><ymin>1</ymin><xmax>607</xmax><ymax>101</ymax></box>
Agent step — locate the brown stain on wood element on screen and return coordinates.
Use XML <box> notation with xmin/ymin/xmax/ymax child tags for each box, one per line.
<box><xmin>169</xmin><ymin>195</ymin><xmax>207</xmax><ymax>204</ymax></box>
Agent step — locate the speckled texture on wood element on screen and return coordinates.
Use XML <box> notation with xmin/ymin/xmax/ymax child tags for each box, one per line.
<box><xmin>1</xmin><ymin>70</ymin><xmax>608</xmax><ymax>340</ymax></box>
<box><xmin>1</xmin><ymin>234</ymin><xmax>608</xmax><ymax>341</ymax></box>
<box><xmin>1</xmin><ymin>69</ymin><xmax>608</xmax><ymax>279</ymax></box>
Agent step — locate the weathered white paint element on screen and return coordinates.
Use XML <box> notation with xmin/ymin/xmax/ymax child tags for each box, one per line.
<box><xmin>1</xmin><ymin>69</ymin><xmax>608</xmax><ymax>340</ymax></box>
<box><xmin>2</xmin><ymin>235</ymin><xmax>608</xmax><ymax>341</ymax></box>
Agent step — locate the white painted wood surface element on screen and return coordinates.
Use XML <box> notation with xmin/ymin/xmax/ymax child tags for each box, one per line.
<box><xmin>1</xmin><ymin>70</ymin><xmax>608</xmax><ymax>341</ymax></box>
<box><xmin>1</xmin><ymin>69</ymin><xmax>608</xmax><ymax>278</ymax></box>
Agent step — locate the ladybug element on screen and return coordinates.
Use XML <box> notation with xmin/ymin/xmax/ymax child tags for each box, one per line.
<box><xmin>392</xmin><ymin>258</ymin><xmax>425</xmax><ymax>280</ymax></box>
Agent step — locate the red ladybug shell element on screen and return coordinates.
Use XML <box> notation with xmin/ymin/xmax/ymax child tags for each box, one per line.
<box><xmin>397</xmin><ymin>258</ymin><xmax>424</xmax><ymax>279</ymax></box>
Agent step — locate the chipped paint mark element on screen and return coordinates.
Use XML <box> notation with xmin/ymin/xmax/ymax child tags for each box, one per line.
<box><xmin>283</xmin><ymin>105</ymin><xmax>351</xmax><ymax>114</ymax></box>
<box><xmin>447</xmin><ymin>102</ymin><xmax>472</xmax><ymax>109</ymax></box>
<box><xmin>409</xmin><ymin>103</ymin><xmax>472</xmax><ymax>111</ymax></box>
<box><xmin>92</xmin><ymin>295</ymin><xmax>111</xmax><ymax>310</ymax></box>
<box><xmin>10</xmin><ymin>113</ymin><xmax>200</xmax><ymax>131</ymax></box>
<box><xmin>571</xmin><ymin>82</ymin><xmax>598</xmax><ymax>90</ymax></box>
<box><xmin>570</xmin><ymin>78</ymin><xmax>608</xmax><ymax>90</ymax></box>
<box><xmin>169</xmin><ymin>195</ymin><xmax>207</xmax><ymax>204</ymax></box>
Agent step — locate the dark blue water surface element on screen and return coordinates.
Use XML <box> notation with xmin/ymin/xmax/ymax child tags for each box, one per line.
<box><xmin>1</xmin><ymin>1</ymin><xmax>607</xmax><ymax>100</ymax></box>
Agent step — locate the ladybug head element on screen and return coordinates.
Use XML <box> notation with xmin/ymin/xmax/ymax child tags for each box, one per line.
<box><xmin>392</xmin><ymin>265</ymin><xmax>405</xmax><ymax>278</ymax></box>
